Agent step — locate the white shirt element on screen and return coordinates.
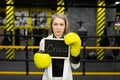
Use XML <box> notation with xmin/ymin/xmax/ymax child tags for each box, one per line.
<box><xmin>39</xmin><ymin>34</ymin><xmax>80</xmax><ymax>80</ymax></box>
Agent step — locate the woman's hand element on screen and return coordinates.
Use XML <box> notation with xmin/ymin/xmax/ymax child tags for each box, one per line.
<box><xmin>64</xmin><ymin>32</ymin><xmax>82</xmax><ymax>57</ymax></box>
<box><xmin>34</xmin><ymin>52</ymin><xmax>52</xmax><ymax>69</ymax></box>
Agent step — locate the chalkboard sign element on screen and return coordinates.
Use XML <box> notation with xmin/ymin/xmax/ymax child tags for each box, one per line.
<box><xmin>44</xmin><ymin>38</ymin><xmax>70</xmax><ymax>59</ymax></box>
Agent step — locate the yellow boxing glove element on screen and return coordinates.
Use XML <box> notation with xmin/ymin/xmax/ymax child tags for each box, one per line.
<box><xmin>64</xmin><ymin>32</ymin><xmax>82</xmax><ymax>57</ymax></box>
<box><xmin>34</xmin><ymin>52</ymin><xmax>52</xmax><ymax>69</ymax></box>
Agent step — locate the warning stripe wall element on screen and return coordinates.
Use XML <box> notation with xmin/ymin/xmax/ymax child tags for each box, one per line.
<box><xmin>57</xmin><ymin>0</ymin><xmax>65</xmax><ymax>14</ymax></box>
<box><xmin>96</xmin><ymin>0</ymin><xmax>106</xmax><ymax>60</ymax></box>
<box><xmin>6</xmin><ymin>0</ymin><xmax>15</xmax><ymax>60</ymax></box>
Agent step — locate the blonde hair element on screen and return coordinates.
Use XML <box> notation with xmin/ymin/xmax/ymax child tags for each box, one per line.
<box><xmin>48</xmin><ymin>13</ymin><xmax>70</xmax><ymax>35</ymax></box>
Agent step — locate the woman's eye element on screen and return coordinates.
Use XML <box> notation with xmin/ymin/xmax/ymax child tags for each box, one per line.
<box><xmin>60</xmin><ymin>23</ymin><xmax>64</xmax><ymax>26</ymax></box>
<box><xmin>54</xmin><ymin>23</ymin><xmax>58</xmax><ymax>26</ymax></box>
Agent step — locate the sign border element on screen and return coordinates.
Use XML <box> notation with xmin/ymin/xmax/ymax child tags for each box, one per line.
<box><xmin>44</xmin><ymin>38</ymin><xmax>70</xmax><ymax>59</ymax></box>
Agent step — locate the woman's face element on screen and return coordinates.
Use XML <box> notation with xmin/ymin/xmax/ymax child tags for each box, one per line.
<box><xmin>52</xmin><ymin>17</ymin><xmax>65</xmax><ymax>38</ymax></box>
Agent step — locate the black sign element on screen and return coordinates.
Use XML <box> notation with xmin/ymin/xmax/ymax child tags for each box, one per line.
<box><xmin>44</xmin><ymin>38</ymin><xmax>70</xmax><ymax>59</ymax></box>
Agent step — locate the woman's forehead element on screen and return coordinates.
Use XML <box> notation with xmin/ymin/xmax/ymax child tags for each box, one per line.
<box><xmin>53</xmin><ymin>17</ymin><xmax>65</xmax><ymax>22</ymax></box>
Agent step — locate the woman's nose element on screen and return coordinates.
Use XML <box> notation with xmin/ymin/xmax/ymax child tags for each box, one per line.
<box><xmin>56</xmin><ymin>25</ymin><xmax>61</xmax><ymax>29</ymax></box>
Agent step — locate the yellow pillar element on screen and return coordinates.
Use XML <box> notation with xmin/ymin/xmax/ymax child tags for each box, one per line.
<box><xmin>96</xmin><ymin>0</ymin><xmax>106</xmax><ymax>60</ymax></box>
<box><xmin>6</xmin><ymin>0</ymin><xmax>15</xmax><ymax>60</ymax></box>
<box><xmin>28</xmin><ymin>17</ymin><xmax>32</xmax><ymax>47</ymax></box>
<box><xmin>57</xmin><ymin>0</ymin><xmax>65</xmax><ymax>14</ymax></box>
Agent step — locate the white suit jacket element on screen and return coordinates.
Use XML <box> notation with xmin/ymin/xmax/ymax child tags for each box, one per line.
<box><xmin>39</xmin><ymin>34</ymin><xmax>80</xmax><ymax>80</ymax></box>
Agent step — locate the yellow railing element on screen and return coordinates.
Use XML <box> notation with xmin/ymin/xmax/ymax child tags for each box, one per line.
<box><xmin>0</xmin><ymin>26</ymin><xmax>49</xmax><ymax>29</ymax></box>
<box><xmin>0</xmin><ymin>46</ymin><xmax>119</xmax><ymax>50</ymax></box>
<box><xmin>0</xmin><ymin>71</ymin><xmax>120</xmax><ymax>75</ymax></box>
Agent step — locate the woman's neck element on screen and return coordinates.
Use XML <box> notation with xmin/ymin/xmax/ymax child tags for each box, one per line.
<box><xmin>53</xmin><ymin>34</ymin><xmax>63</xmax><ymax>39</ymax></box>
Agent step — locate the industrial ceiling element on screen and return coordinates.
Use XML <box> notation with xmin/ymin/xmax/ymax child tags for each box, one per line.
<box><xmin>0</xmin><ymin>0</ymin><xmax>119</xmax><ymax>8</ymax></box>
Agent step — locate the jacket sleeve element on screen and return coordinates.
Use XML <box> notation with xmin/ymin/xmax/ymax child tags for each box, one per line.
<box><xmin>70</xmin><ymin>54</ymin><xmax>80</xmax><ymax>69</ymax></box>
<box><xmin>39</xmin><ymin>38</ymin><xmax>45</xmax><ymax>51</ymax></box>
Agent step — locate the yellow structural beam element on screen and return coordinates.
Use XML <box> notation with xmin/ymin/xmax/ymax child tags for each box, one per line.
<box><xmin>115</xmin><ymin>26</ymin><xmax>120</xmax><ymax>30</ymax></box>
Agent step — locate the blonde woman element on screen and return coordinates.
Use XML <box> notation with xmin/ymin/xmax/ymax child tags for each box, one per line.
<box><xmin>34</xmin><ymin>13</ymin><xmax>81</xmax><ymax>80</ymax></box>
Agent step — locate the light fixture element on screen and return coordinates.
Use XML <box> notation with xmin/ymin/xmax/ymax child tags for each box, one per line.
<box><xmin>115</xmin><ymin>1</ymin><xmax>120</xmax><ymax>5</ymax></box>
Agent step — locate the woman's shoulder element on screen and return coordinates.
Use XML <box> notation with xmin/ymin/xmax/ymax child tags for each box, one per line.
<box><xmin>41</xmin><ymin>34</ymin><xmax>53</xmax><ymax>41</ymax></box>
<box><xmin>46</xmin><ymin>34</ymin><xmax>53</xmax><ymax>38</ymax></box>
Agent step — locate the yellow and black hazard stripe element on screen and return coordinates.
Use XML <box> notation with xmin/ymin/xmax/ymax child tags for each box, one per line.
<box><xmin>57</xmin><ymin>0</ymin><xmax>65</xmax><ymax>14</ymax></box>
<box><xmin>6</xmin><ymin>0</ymin><xmax>14</xmax><ymax>31</ymax></box>
<box><xmin>6</xmin><ymin>47</ymin><xmax>15</xmax><ymax>60</ymax></box>
<box><xmin>6</xmin><ymin>0</ymin><xmax>15</xmax><ymax>60</ymax></box>
<box><xmin>96</xmin><ymin>0</ymin><xmax>106</xmax><ymax>60</ymax></box>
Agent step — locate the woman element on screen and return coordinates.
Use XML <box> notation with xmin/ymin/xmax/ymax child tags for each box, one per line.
<box><xmin>34</xmin><ymin>13</ymin><xmax>81</xmax><ymax>80</ymax></box>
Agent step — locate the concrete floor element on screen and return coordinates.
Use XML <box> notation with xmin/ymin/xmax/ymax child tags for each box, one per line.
<box><xmin>0</xmin><ymin>48</ymin><xmax>120</xmax><ymax>80</ymax></box>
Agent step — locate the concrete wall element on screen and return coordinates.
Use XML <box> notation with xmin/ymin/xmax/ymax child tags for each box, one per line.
<box><xmin>67</xmin><ymin>6</ymin><xmax>116</xmax><ymax>46</ymax></box>
<box><xmin>67</xmin><ymin>7</ymin><xmax>96</xmax><ymax>46</ymax></box>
